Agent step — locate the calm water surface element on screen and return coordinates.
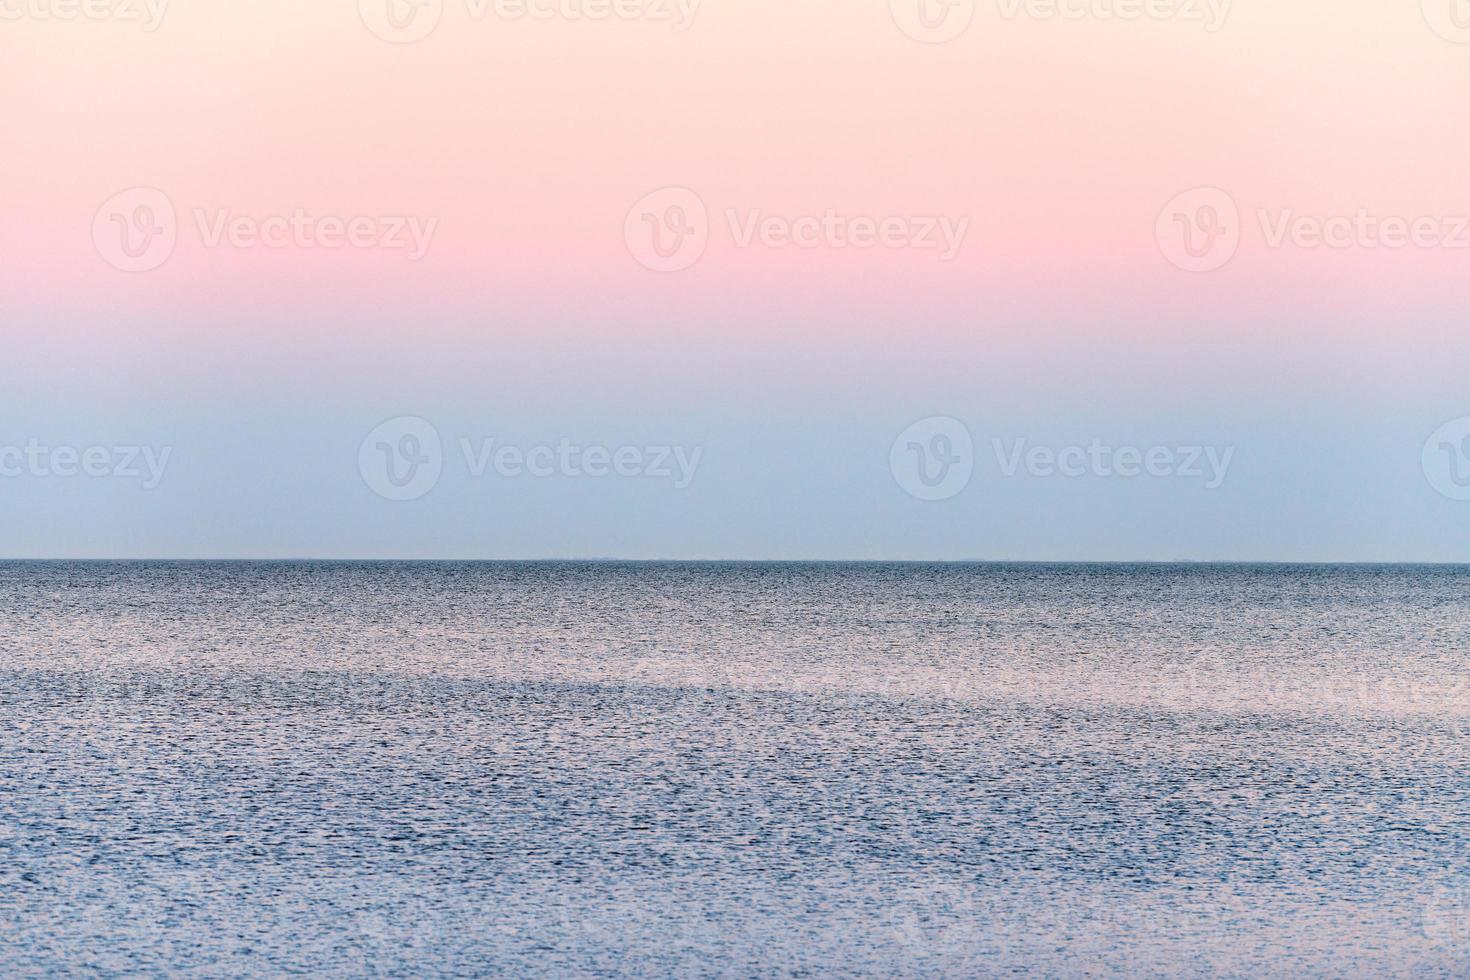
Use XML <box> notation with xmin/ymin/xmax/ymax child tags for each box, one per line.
<box><xmin>2</xmin><ymin>562</ymin><xmax>1469</xmax><ymax>976</ymax></box>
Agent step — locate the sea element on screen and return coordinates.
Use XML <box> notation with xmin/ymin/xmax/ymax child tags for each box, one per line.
<box><xmin>2</xmin><ymin>561</ymin><xmax>1468</xmax><ymax>976</ymax></box>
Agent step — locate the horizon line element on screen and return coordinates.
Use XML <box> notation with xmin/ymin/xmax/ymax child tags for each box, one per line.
<box><xmin>4</xmin><ymin>557</ymin><xmax>1469</xmax><ymax>566</ymax></box>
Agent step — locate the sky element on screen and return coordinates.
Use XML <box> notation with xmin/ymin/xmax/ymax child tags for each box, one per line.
<box><xmin>4</xmin><ymin>0</ymin><xmax>1470</xmax><ymax>560</ymax></box>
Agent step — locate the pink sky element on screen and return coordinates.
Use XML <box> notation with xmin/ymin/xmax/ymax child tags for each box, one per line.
<box><xmin>5</xmin><ymin>0</ymin><xmax>1470</xmax><ymax>559</ymax></box>
<box><xmin>6</xmin><ymin>1</ymin><xmax>1468</xmax><ymax>339</ymax></box>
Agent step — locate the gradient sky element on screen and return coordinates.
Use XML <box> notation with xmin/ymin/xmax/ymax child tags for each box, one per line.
<box><xmin>4</xmin><ymin>0</ymin><xmax>1470</xmax><ymax>559</ymax></box>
